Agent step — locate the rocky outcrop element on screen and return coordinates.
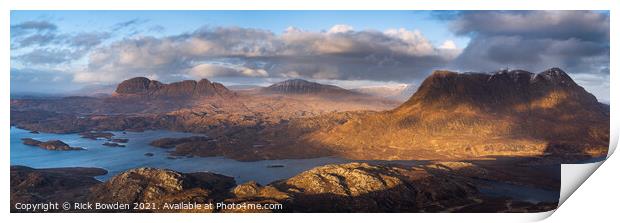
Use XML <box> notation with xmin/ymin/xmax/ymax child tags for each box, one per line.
<box><xmin>88</xmin><ymin>168</ymin><xmax>235</xmax><ymax>212</ymax></box>
<box><xmin>114</xmin><ymin>77</ymin><xmax>234</xmax><ymax>99</ymax></box>
<box><xmin>21</xmin><ymin>138</ymin><xmax>83</xmax><ymax>151</ymax></box>
<box><xmin>224</xmin><ymin>162</ymin><xmax>556</xmax><ymax>213</ymax></box>
<box><xmin>262</xmin><ymin>79</ymin><xmax>360</xmax><ymax>96</ymax></box>
<box><xmin>268</xmin><ymin>162</ymin><xmax>478</xmax><ymax>212</ymax></box>
<box><xmin>10</xmin><ymin>166</ymin><xmax>106</xmax><ymax>212</ymax></box>
<box><xmin>11</xmin><ymin>162</ymin><xmax>558</xmax><ymax>213</ymax></box>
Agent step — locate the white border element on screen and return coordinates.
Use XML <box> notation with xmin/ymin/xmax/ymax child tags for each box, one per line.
<box><xmin>2</xmin><ymin>1</ymin><xmax>616</xmax><ymax>222</ymax></box>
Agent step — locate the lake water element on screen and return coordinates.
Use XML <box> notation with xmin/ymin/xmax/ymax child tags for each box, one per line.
<box><xmin>10</xmin><ymin>127</ymin><xmax>349</xmax><ymax>184</ymax></box>
<box><xmin>477</xmin><ymin>180</ymin><xmax>559</xmax><ymax>203</ymax></box>
<box><xmin>10</xmin><ymin>126</ymin><xmax>559</xmax><ymax>203</ymax></box>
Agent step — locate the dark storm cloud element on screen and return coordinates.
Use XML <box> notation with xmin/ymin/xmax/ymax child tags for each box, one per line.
<box><xmin>449</xmin><ymin>11</ymin><xmax>609</xmax><ymax>75</ymax></box>
<box><xmin>452</xmin><ymin>11</ymin><xmax>609</xmax><ymax>42</ymax></box>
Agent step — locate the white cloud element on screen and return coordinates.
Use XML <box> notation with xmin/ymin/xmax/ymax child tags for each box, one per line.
<box><xmin>383</xmin><ymin>28</ymin><xmax>435</xmax><ymax>56</ymax></box>
<box><xmin>188</xmin><ymin>63</ymin><xmax>268</xmax><ymax>78</ymax></box>
<box><xmin>437</xmin><ymin>40</ymin><xmax>462</xmax><ymax>60</ymax></box>
<box><xmin>439</xmin><ymin>40</ymin><xmax>457</xmax><ymax>50</ymax></box>
<box><xmin>328</xmin><ymin>24</ymin><xmax>354</xmax><ymax>34</ymax></box>
<box><xmin>71</xmin><ymin>25</ymin><xmax>458</xmax><ymax>84</ymax></box>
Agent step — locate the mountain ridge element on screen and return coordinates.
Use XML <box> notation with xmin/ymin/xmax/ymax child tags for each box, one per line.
<box><xmin>114</xmin><ymin>77</ymin><xmax>235</xmax><ymax>99</ymax></box>
<box><xmin>399</xmin><ymin>67</ymin><xmax>599</xmax><ymax>112</ymax></box>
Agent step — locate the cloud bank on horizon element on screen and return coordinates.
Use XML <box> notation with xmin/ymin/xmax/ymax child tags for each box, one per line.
<box><xmin>10</xmin><ymin>10</ymin><xmax>610</xmax><ymax>102</ymax></box>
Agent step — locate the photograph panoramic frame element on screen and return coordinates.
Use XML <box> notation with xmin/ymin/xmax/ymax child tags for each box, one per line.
<box><xmin>3</xmin><ymin>0</ymin><xmax>617</xmax><ymax>222</ymax></box>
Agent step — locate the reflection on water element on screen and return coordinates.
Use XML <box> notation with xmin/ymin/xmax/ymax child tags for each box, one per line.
<box><xmin>10</xmin><ymin>127</ymin><xmax>348</xmax><ymax>184</ymax></box>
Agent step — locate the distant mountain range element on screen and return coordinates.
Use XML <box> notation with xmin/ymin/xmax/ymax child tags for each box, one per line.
<box><xmin>260</xmin><ymin>79</ymin><xmax>362</xmax><ymax>97</ymax></box>
<box><xmin>13</xmin><ymin>76</ymin><xmax>417</xmax><ymax>103</ymax></box>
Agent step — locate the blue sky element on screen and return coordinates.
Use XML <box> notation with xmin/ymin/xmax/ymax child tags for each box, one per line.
<box><xmin>10</xmin><ymin>10</ymin><xmax>469</xmax><ymax>46</ymax></box>
<box><xmin>10</xmin><ymin>10</ymin><xmax>610</xmax><ymax>102</ymax></box>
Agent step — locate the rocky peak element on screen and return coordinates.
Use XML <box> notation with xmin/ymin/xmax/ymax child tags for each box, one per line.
<box><xmin>401</xmin><ymin>68</ymin><xmax>598</xmax><ymax>111</ymax></box>
<box><xmin>488</xmin><ymin>69</ymin><xmax>534</xmax><ymax>83</ymax></box>
<box><xmin>115</xmin><ymin>77</ymin><xmax>163</xmax><ymax>94</ymax></box>
<box><xmin>114</xmin><ymin>77</ymin><xmax>234</xmax><ymax>99</ymax></box>
<box><xmin>532</xmin><ymin>67</ymin><xmax>578</xmax><ymax>87</ymax></box>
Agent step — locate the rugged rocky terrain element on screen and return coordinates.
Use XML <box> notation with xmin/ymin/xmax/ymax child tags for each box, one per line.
<box><xmin>89</xmin><ymin>168</ymin><xmax>235</xmax><ymax>213</ymax></box>
<box><xmin>11</xmin><ymin>68</ymin><xmax>606</xmax><ymax>162</ymax></box>
<box><xmin>10</xmin><ymin>162</ymin><xmax>557</xmax><ymax>213</ymax></box>
<box><xmin>204</xmin><ymin>68</ymin><xmax>608</xmax><ymax>161</ymax></box>
<box><xmin>10</xmin><ymin>166</ymin><xmax>107</xmax><ymax>212</ymax></box>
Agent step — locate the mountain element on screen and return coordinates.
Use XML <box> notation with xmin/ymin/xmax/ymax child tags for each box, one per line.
<box><xmin>321</xmin><ymin>68</ymin><xmax>609</xmax><ymax>159</ymax></box>
<box><xmin>261</xmin><ymin>79</ymin><xmax>360</xmax><ymax>96</ymax></box>
<box><xmin>398</xmin><ymin>68</ymin><xmax>601</xmax><ymax>112</ymax></box>
<box><xmin>214</xmin><ymin>68</ymin><xmax>609</xmax><ymax>161</ymax></box>
<box><xmin>114</xmin><ymin>77</ymin><xmax>234</xmax><ymax>99</ymax></box>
